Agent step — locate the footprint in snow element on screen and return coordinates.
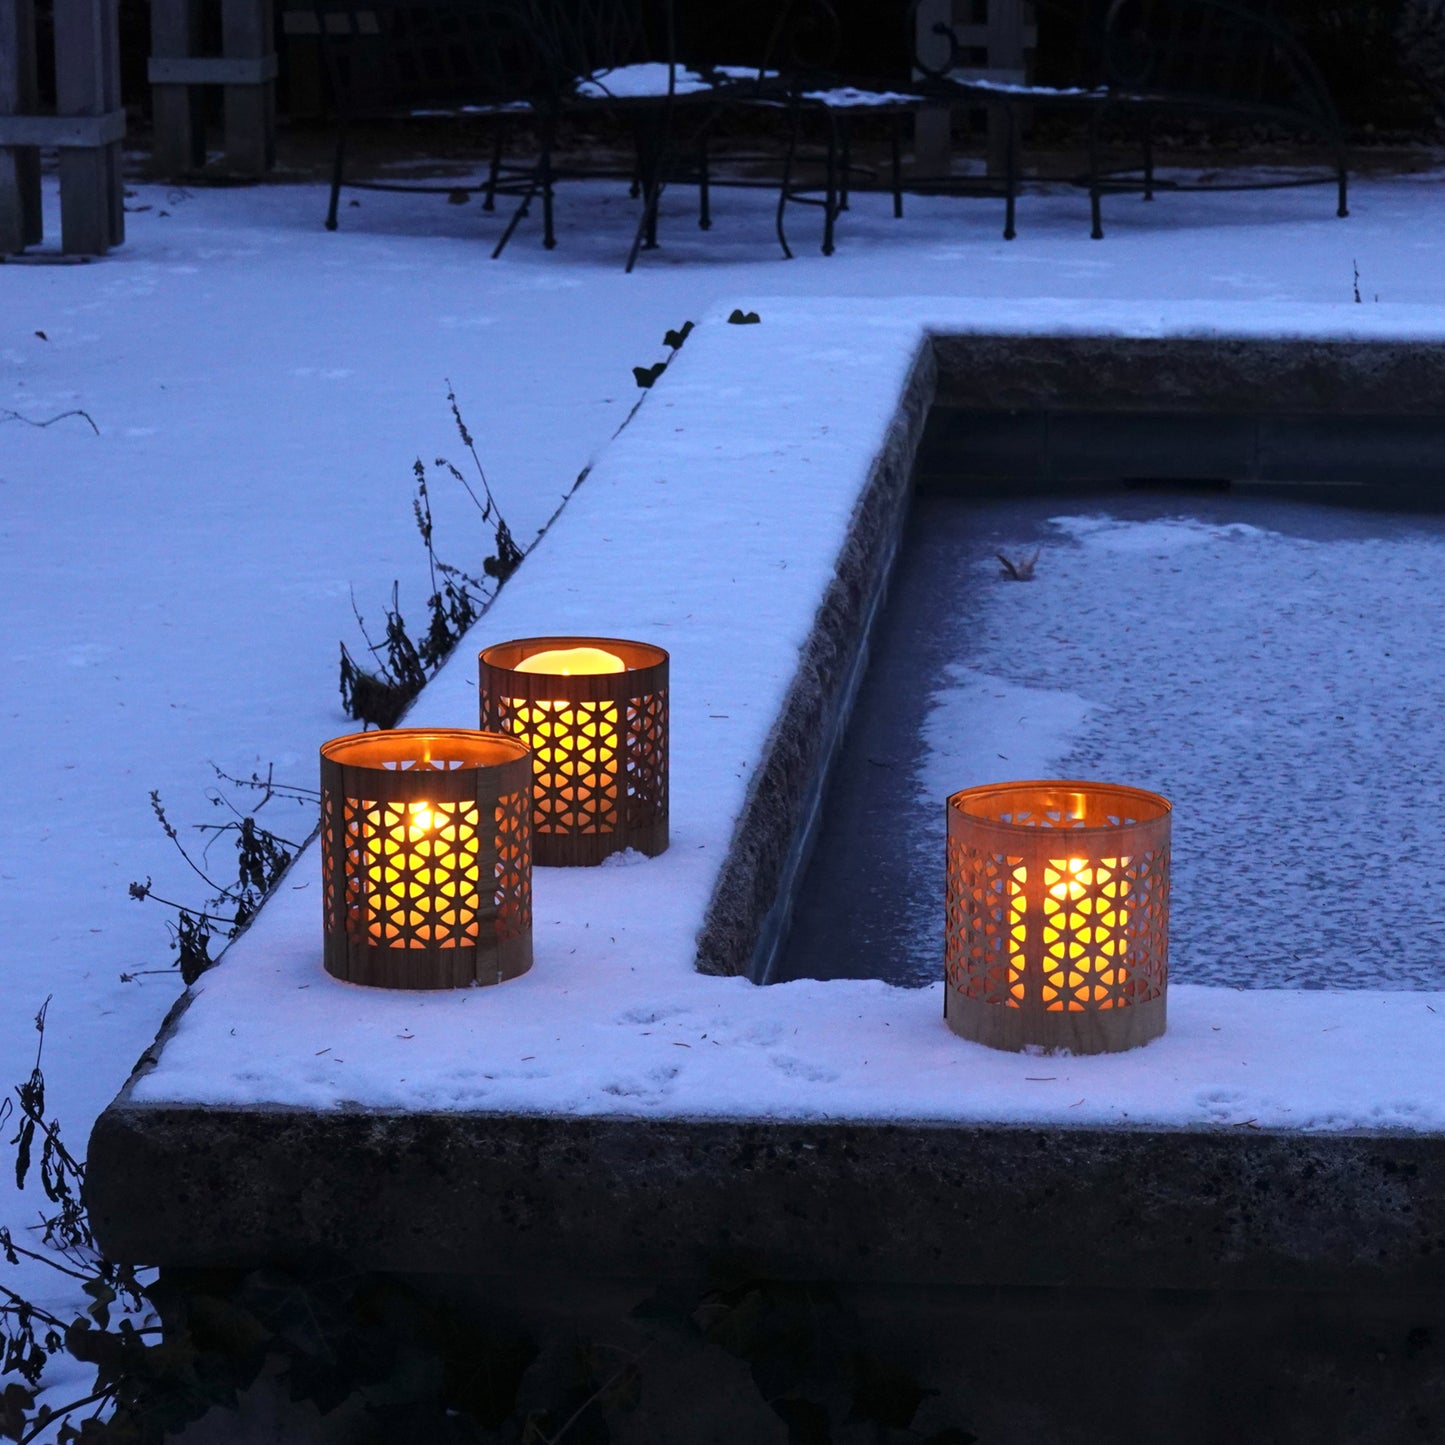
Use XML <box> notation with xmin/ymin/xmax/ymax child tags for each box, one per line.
<box><xmin>602</xmin><ymin>1065</ymin><xmax>681</xmax><ymax>1098</ymax></box>
<box><xmin>769</xmin><ymin>1055</ymin><xmax>839</xmax><ymax>1084</ymax></box>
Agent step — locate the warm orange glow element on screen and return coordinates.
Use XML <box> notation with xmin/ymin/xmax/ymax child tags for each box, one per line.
<box><xmin>510</xmin><ymin>647</ymin><xmax>626</xmax><ymax>835</ymax></box>
<box><xmin>1009</xmin><ymin>854</ymin><xmax>1130</xmax><ymax>1011</ymax></box>
<box><xmin>363</xmin><ymin>798</ymin><xmax>480</xmax><ymax>945</ymax></box>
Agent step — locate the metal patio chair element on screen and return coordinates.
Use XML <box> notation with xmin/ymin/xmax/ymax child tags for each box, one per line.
<box><xmin>910</xmin><ymin>0</ymin><xmax>1348</xmax><ymax>238</ymax></box>
<box><xmin>292</xmin><ymin>0</ymin><xmax>559</xmax><ymax>254</ymax></box>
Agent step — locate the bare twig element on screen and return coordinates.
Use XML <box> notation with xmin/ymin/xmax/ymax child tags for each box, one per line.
<box><xmin>997</xmin><ymin>549</ymin><xmax>1040</xmax><ymax>581</ymax></box>
<box><xmin>0</xmin><ymin>408</ymin><xmax>98</xmax><ymax>435</ymax></box>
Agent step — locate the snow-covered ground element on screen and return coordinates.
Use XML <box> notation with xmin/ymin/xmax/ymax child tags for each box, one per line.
<box><xmin>5</xmin><ymin>162</ymin><xmax>1445</xmax><ymax>1364</ymax></box>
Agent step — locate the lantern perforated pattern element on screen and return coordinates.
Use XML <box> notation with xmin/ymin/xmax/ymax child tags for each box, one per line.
<box><xmin>945</xmin><ymin>782</ymin><xmax>1170</xmax><ymax>1054</ymax></box>
<box><xmin>479</xmin><ymin>638</ymin><xmax>669</xmax><ymax>867</ymax></box>
<box><xmin>321</xmin><ymin>730</ymin><xmax>533</xmax><ymax>989</ymax></box>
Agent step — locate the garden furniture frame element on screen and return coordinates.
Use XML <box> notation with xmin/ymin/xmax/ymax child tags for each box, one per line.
<box><xmin>911</xmin><ymin>0</ymin><xmax>1348</xmax><ymax>239</ymax></box>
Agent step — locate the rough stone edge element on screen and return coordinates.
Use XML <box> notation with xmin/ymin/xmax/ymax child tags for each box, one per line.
<box><xmin>692</xmin><ymin>336</ymin><xmax>937</xmax><ymax>977</ymax></box>
<box><xmin>87</xmin><ymin>1107</ymin><xmax>1445</xmax><ymax>1290</ymax></box>
<box><xmin>929</xmin><ymin>333</ymin><xmax>1445</xmax><ymax>414</ymax></box>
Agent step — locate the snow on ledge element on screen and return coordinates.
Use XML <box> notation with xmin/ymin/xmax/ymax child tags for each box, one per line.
<box><xmin>126</xmin><ymin>298</ymin><xmax>1445</xmax><ymax>1133</ymax></box>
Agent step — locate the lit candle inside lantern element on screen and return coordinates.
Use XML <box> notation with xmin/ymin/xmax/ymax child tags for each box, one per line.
<box><xmin>511</xmin><ymin>646</ymin><xmax>626</xmax><ymax>835</ymax></box>
<box><xmin>1008</xmin><ymin>855</ymin><xmax>1130</xmax><ymax>1011</ymax></box>
<box><xmin>514</xmin><ymin>646</ymin><xmax>626</xmax><ymax>679</ymax></box>
<box><xmin>363</xmin><ymin>796</ymin><xmax>480</xmax><ymax>945</ymax></box>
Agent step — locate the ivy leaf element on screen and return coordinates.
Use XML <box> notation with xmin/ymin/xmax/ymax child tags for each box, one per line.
<box><xmin>662</xmin><ymin>321</ymin><xmax>695</xmax><ymax>349</ymax></box>
<box><xmin>726</xmin><ymin>309</ymin><xmax>761</xmax><ymax>325</ymax></box>
<box><xmin>12</xmin><ymin>1117</ymin><xmax>33</xmax><ymax>1191</ymax></box>
<box><xmin>0</xmin><ymin>1382</ymin><xmax>35</xmax><ymax>1441</ymax></box>
<box><xmin>632</xmin><ymin>362</ymin><xmax>667</xmax><ymax>389</ymax></box>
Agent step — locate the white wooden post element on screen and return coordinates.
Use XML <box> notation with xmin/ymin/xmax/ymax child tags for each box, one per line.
<box><xmin>148</xmin><ymin>0</ymin><xmax>277</xmax><ymax>179</ymax></box>
<box><xmin>0</xmin><ymin>0</ymin><xmax>125</xmax><ymax>256</ymax></box>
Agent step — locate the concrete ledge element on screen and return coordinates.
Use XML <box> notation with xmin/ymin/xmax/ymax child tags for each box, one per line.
<box><xmin>86</xmin><ymin>302</ymin><xmax>1445</xmax><ymax>1305</ymax></box>
<box><xmin>928</xmin><ymin>333</ymin><xmax>1445</xmax><ymax>414</ymax></box>
<box><xmin>87</xmin><ymin>1107</ymin><xmax>1445</xmax><ymax>1293</ymax></box>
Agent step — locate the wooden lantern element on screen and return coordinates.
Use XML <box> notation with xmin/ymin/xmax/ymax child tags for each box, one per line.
<box><xmin>945</xmin><ymin>780</ymin><xmax>1171</xmax><ymax>1054</ymax></box>
<box><xmin>478</xmin><ymin>637</ymin><xmax>668</xmax><ymax>867</ymax></box>
<box><xmin>320</xmin><ymin>729</ymin><xmax>533</xmax><ymax>989</ymax></box>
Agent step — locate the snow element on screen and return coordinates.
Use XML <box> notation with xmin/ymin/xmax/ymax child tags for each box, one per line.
<box><xmin>801</xmin><ymin>87</ymin><xmax>923</xmax><ymax>108</ymax></box>
<box><xmin>7</xmin><ymin>164</ymin><xmax>1445</xmax><ymax>1247</ymax></box>
<box><xmin>575</xmin><ymin>63</ymin><xmax>713</xmax><ymax>98</ymax></box>
<box><xmin>114</xmin><ymin>283</ymin><xmax>1445</xmax><ymax>1130</ymax></box>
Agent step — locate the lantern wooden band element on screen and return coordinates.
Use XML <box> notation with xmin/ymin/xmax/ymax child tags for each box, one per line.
<box><xmin>478</xmin><ymin>637</ymin><xmax>669</xmax><ymax>868</ymax></box>
<box><xmin>945</xmin><ymin>780</ymin><xmax>1171</xmax><ymax>1055</ymax></box>
<box><xmin>320</xmin><ymin>729</ymin><xmax>533</xmax><ymax>990</ymax></box>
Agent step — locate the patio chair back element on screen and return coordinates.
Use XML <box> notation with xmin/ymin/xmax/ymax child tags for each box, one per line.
<box><xmin>526</xmin><ymin>0</ymin><xmax>659</xmax><ymax>93</ymax></box>
<box><xmin>678</xmin><ymin>0</ymin><xmax>845</xmax><ymax>93</ymax></box>
<box><xmin>1101</xmin><ymin>0</ymin><xmax>1341</xmax><ymax>132</ymax></box>
<box><xmin>295</xmin><ymin>0</ymin><xmax>557</xmax><ymax>118</ymax></box>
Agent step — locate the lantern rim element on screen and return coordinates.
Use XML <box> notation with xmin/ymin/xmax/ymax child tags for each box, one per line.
<box><xmin>946</xmin><ymin>778</ymin><xmax>1171</xmax><ymax>832</ymax></box>
<box><xmin>319</xmin><ymin>728</ymin><xmax>532</xmax><ymax>771</ymax></box>
<box><xmin>479</xmin><ymin>636</ymin><xmax>669</xmax><ymax>674</ymax></box>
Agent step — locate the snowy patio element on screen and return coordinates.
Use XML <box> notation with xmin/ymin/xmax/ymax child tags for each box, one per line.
<box><xmin>7</xmin><ymin>164</ymin><xmax>1445</xmax><ymax>1436</ymax></box>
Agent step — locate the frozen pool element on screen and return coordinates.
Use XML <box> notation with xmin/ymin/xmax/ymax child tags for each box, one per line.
<box><xmin>776</xmin><ymin>490</ymin><xmax>1445</xmax><ymax>990</ymax></box>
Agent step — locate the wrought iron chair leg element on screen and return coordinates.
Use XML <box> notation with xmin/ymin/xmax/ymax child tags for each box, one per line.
<box><xmin>839</xmin><ymin>117</ymin><xmax>851</xmax><ymax>212</ymax></box>
<box><xmin>821</xmin><ymin>109</ymin><xmax>838</xmax><ymax>255</ymax></box>
<box><xmin>326</xmin><ymin>122</ymin><xmax>348</xmax><ymax>231</ymax></box>
<box><xmin>540</xmin><ymin>132</ymin><xmax>556</xmax><ymax>250</ymax></box>
<box><xmin>1089</xmin><ymin>107</ymin><xmax>1106</xmax><ymax>239</ymax></box>
<box><xmin>492</xmin><ymin>181</ymin><xmax>535</xmax><ymax>258</ymax></box>
<box><xmin>698</xmin><ymin>133</ymin><xmax>711</xmax><ymax>231</ymax></box>
<box><xmin>626</xmin><ymin>176</ymin><xmax>663</xmax><ymax>272</ymax></box>
<box><xmin>492</xmin><ymin>115</ymin><xmax>554</xmax><ymax>260</ymax></box>
<box><xmin>775</xmin><ymin>106</ymin><xmax>799</xmax><ymax>260</ymax></box>
<box><xmin>1002</xmin><ymin>102</ymin><xmax>1017</xmax><ymax>240</ymax></box>
<box><xmin>626</xmin><ymin>111</ymin><xmax>669</xmax><ymax>271</ymax></box>
<box><xmin>483</xmin><ymin>128</ymin><xmax>503</xmax><ymax>212</ymax></box>
<box><xmin>891</xmin><ymin>113</ymin><xmax>904</xmax><ymax>219</ymax></box>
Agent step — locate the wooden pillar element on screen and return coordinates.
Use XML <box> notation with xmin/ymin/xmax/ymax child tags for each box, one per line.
<box><xmin>147</xmin><ymin>0</ymin><xmax>277</xmax><ymax>179</ymax></box>
<box><xmin>0</xmin><ymin>0</ymin><xmax>124</xmax><ymax>255</ymax></box>
<box><xmin>222</xmin><ymin>0</ymin><xmax>276</xmax><ymax>175</ymax></box>
<box><xmin>150</xmin><ymin>0</ymin><xmax>206</xmax><ymax>175</ymax></box>
<box><xmin>0</xmin><ymin>0</ymin><xmax>43</xmax><ymax>253</ymax></box>
<box><xmin>980</xmin><ymin>0</ymin><xmax>1032</xmax><ymax>176</ymax></box>
<box><xmin>56</xmin><ymin>0</ymin><xmax>125</xmax><ymax>255</ymax></box>
<box><xmin>913</xmin><ymin>0</ymin><xmax>1038</xmax><ymax>178</ymax></box>
<box><xmin>912</xmin><ymin>0</ymin><xmax>953</xmax><ymax>178</ymax></box>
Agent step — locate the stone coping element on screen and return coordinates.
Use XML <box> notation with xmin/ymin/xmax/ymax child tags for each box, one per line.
<box><xmin>87</xmin><ymin>299</ymin><xmax>1445</xmax><ymax>1282</ymax></box>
